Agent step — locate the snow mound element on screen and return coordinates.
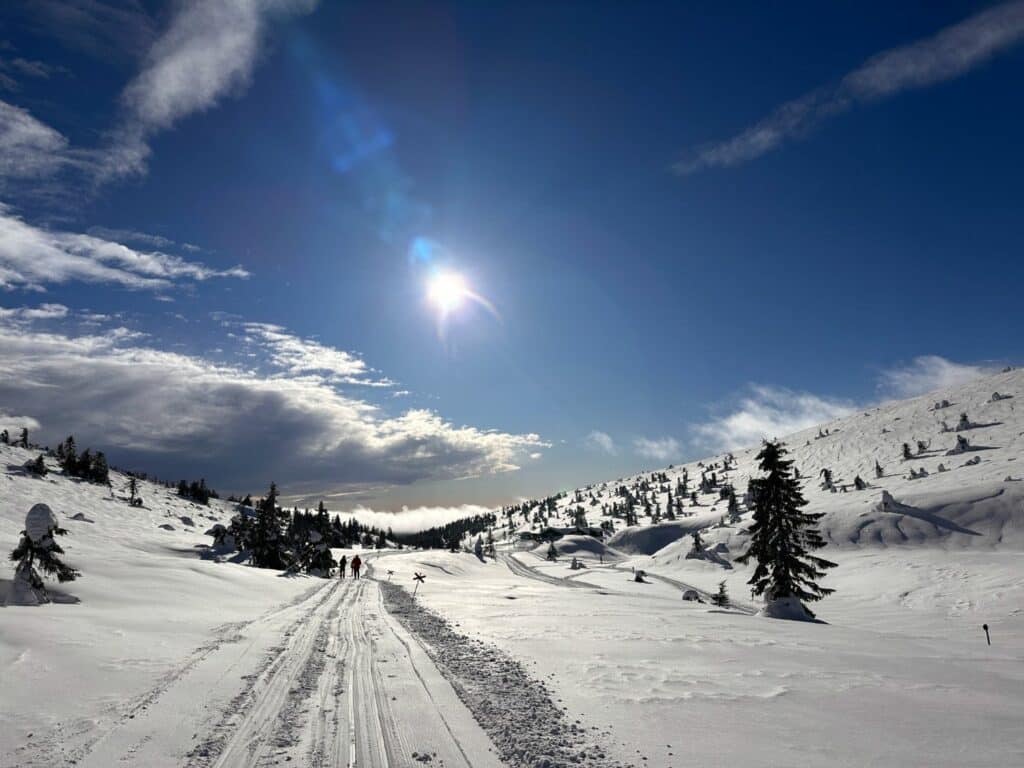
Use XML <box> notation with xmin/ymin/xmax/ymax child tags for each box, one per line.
<box><xmin>607</xmin><ymin>517</ymin><xmax>717</xmax><ymax>556</ymax></box>
<box><xmin>24</xmin><ymin>503</ymin><xmax>58</xmax><ymax>542</ymax></box>
<box><xmin>758</xmin><ymin>596</ymin><xmax>818</xmax><ymax>622</ymax></box>
<box><xmin>539</xmin><ymin>534</ymin><xmax>623</xmax><ymax>560</ymax></box>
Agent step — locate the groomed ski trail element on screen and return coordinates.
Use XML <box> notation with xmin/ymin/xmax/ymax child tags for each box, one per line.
<box><xmin>43</xmin><ymin>576</ymin><xmax>500</xmax><ymax>768</ymax></box>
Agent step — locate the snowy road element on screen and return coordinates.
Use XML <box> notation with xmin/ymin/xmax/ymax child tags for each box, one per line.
<box><xmin>13</xmin><ymin>576</ymin><xmax>501</xmax><ymax>768</ymax></box>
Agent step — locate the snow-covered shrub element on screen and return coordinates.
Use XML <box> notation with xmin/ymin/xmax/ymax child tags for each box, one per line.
<box><xmin>6</xmin><ymin>503</ymin><xmax>79</xmax><ymax>606</ymax></box>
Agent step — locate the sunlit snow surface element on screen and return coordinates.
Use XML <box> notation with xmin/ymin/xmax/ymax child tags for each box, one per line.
<box><xmin>2</xmin><ymin>367</ymin><xmax>1023</xmax><ymax>766</ymax></box>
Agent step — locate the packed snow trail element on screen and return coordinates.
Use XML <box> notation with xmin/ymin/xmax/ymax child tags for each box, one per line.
<box><xmin>9</xmin><ymin>576</ymin><xmax>501</xmax><ymax>768</ymax></box>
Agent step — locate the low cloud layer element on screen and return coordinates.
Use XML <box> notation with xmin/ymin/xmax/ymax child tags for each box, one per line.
<box><xmin>877</xmin><ymin>355</ymin><xmax>994</xmax><ymax>399</ymax></box>
<box><xmin>692</xmin><ymin>386</ymin><xmax>856</xmax><ymax>453</ymax></box>
<box><xmin>676</xmin><ymin>1</ymin><xmax>1024</xmax><ymax>175</ymax></box>
<box><xmin>0</xmin><ymin>310</ymin><xmax>546</xmax><ymax>497</ymax></box>
<box><xmin>334</xmin><ymin>504</ymin><xmax>495</xmax><ymax>535</ymax></box>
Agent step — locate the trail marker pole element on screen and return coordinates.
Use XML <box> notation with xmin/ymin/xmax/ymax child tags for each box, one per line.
<box><xmin>413</xmin><ymin>572</ymin><xmax>426</xmax><ymax>597</ymax></box>
<box><xmin>387</xmin><ymin>569</ymin><xmax>394</xmax><ymax>582</ymax></box>
<box><xmin>983</xmin><ymin>623</ymin><xmax>991</xmax><ymax>646</ymax></box>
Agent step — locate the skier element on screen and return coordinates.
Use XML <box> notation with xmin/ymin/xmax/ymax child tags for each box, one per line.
<box><xmin>338</xmin><ymin>554</ymin><xmax>347</xmax><ymax>579</ymax></box>
<box><xmin>351</xmin><ymin>554</ymin><xmax>362</xmax><ymax>579</ymax></box>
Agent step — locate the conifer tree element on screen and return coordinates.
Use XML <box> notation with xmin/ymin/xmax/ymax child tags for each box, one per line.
<box><xmin>711</xmin><ymin>580</ymin><xmax>730</xmax><ymax>608</ymax></box>
<box><xmin>690</xmin><ymin>529</ymin><xmax>703</xmax><ymax>553</ymax></box>
<box><xmin>736</xmin><ymin>440</ymin><xmax>836</xmax><ymax>617</ymax></box>
<box><xmin>19</xmin><ymin>427</ymin><xmax>29</xmax><ymax>448</ymax></box>
<box><xmin>26</xmin><ymin>454</ymin><xmax>48</xmax><ymax>476</ymax></box>
<box><xmin>251</xmin><ymin>482</ymin><xmax>288</xmax><ymax>569</ymax></box>
<box><xmin>8</xmin><ymin>504</ymin><xmax>79</xmax><ymax>604</ymax></box>
<box><xmin>727</xmin><ymin>488</ymin><xmax>741</xmax><ymax>524</ymax></box>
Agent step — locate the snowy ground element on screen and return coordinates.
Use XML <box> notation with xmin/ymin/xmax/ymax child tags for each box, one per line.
<box><xmin>2</xmin><ymin>369</ymin><xmax>1024</xmax><ymax>767</ymax></box>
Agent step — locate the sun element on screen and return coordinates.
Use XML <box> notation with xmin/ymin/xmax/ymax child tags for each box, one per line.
<box><xmin>427</xmin><ymin>271</ymin><xmax>469</xmax><ymax>313</ymax></box>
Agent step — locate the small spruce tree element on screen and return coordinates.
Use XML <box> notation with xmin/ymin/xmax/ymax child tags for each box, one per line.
<box><xmin>711</xmin><ymin>580</ymin><xmax>730</xmax><ymax>608</ymax></box>
<box><xmin>736</xmin><ymin>440</ymin><xmax>836</xmax><ymax>618</ymax></box>
<box><xmin>8</xmin><ymin>503</ymin><xmax>79</xmax><ymax>605</ymax></box>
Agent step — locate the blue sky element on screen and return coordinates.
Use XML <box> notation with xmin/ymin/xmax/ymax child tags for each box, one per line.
<box><xmin>0</xmin><ymin>1</ymin><xmax>1022</xmax><ymax>512</ymax></box>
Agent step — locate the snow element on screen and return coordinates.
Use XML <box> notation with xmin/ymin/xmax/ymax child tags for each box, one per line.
<box><xmin>2</xmin><ymin>367</ymin><xmax>1024</xmax><ymax>766</ymax></box>
<box><xmin>23</xmin><ymin>503</ymin><xmax>58</xmax><ymax>542</ymax></box>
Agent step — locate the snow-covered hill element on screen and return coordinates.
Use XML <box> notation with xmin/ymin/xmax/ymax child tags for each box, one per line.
<box><xmin>0</xmin><ymin>449</ymin><xmax>320</xmax><ymax>765</ymax></box>
<box><xmin>384</xmin><ymin>369</ymin><xmax>1024</xmax><ymax>766</ymax></box>
<box><xmin>2</xmin><ymin>369</ymin><xmax>1023</xmax><ymax>767</ymax></box>
<box><xmin>513</xmin><ymin>366</ymin><xmax>1024</xmax><ymax>556</ymax></box>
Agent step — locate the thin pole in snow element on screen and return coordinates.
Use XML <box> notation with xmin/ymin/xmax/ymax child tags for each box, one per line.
<box><xmin>983</xmin><ymin>623</ymin><xmax>991</xmax><ymax>646</ymax></box>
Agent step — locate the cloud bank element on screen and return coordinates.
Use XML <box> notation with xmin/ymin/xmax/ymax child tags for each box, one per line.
<box><xmin>0</xmin><ymin>311</ymin><xmax>546</xmax><ymax>497</ymax></box>
<box><xmin>676</xmin><ymin>1</ymin><xmax>1024</xmax><ymax>174</ymax></box>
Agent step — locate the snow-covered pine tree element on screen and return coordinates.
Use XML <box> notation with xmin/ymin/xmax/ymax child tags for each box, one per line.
<box><xmin>736</xmin><ymin>440</ymin><xmax>836</xmax><ymax>619</ymax></box>
<box><xmin>7</xmin><ymin>503</ymin><xmax>79</xmax><ymax>605</ymax></box>
<box><xmin>25</xmin><ymin>454</ymin><xmax>48</xmax><ymax>476</ymax></box>
<box><xmin>250</xmin><ymin>482</ymin><xmax>288</xmax><ymax>570</ymax></box>
<box><xmin>689</xmin><ymin>529</ymin><xmax>703</xmax><ymax>553</ymax></box>
<box><xmin>485</xmin><ymin>528</ymin><xmax>495</xmax><ymax>556</ymax></box>
<box><xmin>711</xmin><ymin>580</ymin><xmax>730</xmax><ymax>608</ymax></box>
<box><xmin>19</xmin><ymin>427</ymin><xmax>29</xmax><ymax>448</ymax></box>
<box><xmin>727</xmin><ymin>488</ymin><xmax>741</xmax><ymax>523</ymax></box>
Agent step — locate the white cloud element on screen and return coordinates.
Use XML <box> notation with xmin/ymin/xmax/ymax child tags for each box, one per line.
<box><xmin>676</xmin><ymin>1</ymin><xmax>1024</xmax><ymax>174</ymax></box>
<box><xmin>106</xmin><ymin>0</ymin><xmax>318</xmax><ymax>179</ymax></box>
<box><xmin>877</xmin><ymin>355</ymin><xmax>993</xmax><ymax>399</ymax></box>
<box><xmin>0</xmin><ymin>412</ymin><xmax>41</xmax><ymax>433</ymax></box>
<box><xmin>1</xmin><ymin>2</ymin><xmax>319</xmax><ymax>186</ymax></box>
<box><xmin>0</xmin><ymin>303</ymin><xmax>69</xmax><ymax>321</ymax></box>
<box><xmin>0</xmin><ymin>204</ymin><xmax>248</xmax><ymax>290</ymax></box>
<box><xmin>0</xmin><ymin>99</ymin><xmax>69</xmax><ymax>180</ymax></box>
<box><xmin>692</xmin><ymin>386</ymin><xmax>856</xmax><ymax>452</ymax></box>
<box><xmin>583</xmin><ymin>430</ymin><xmax>617</xmax><ymax>455</ymax></box>
<box><xmin>242</xmin><ymin>322</ymin><xmax>393</xmax><ymax>386</ymax></box>
<box><xmin>85</xmin><ymin>225</ymin><xmax>176</xmax><ymax>249</ymax></box>
<box><xmin>0</xmin><ymin>317</ymin><xmax>547</xmax><ymax>495</ymax></box>
<box><xmin>633</xmin><ymin>436</ymin><xmax>681</xmax><ymax>462</ymax></box>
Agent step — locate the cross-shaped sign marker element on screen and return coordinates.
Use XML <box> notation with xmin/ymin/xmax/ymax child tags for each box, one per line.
<box><xmin>413</xmin><ymin>572</ymin><xmax>426</xmax><ymax>596</ymax></box>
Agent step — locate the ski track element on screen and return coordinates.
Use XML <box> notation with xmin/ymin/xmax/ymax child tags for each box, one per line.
<box><xmin>11</xmin><ymin>575</ymin><xmax>500</xmax><ymax>768</ymax></box>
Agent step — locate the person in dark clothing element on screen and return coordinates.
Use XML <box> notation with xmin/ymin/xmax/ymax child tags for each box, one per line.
<box><xmin>351</xmin><ymin>554</ymin><xmax>362</xmax><ymax>579</ymax></box>
<box><xmin>338</xmin><ymin>555</ymin><xmax>347</xmax><ymax>579</ymax></box>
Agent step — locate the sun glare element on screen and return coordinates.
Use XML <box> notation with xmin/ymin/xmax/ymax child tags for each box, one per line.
<box><xmin>427</xmin><ymin>271</ymin><xmax>469</xmax><ymax>313</ymax></box>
